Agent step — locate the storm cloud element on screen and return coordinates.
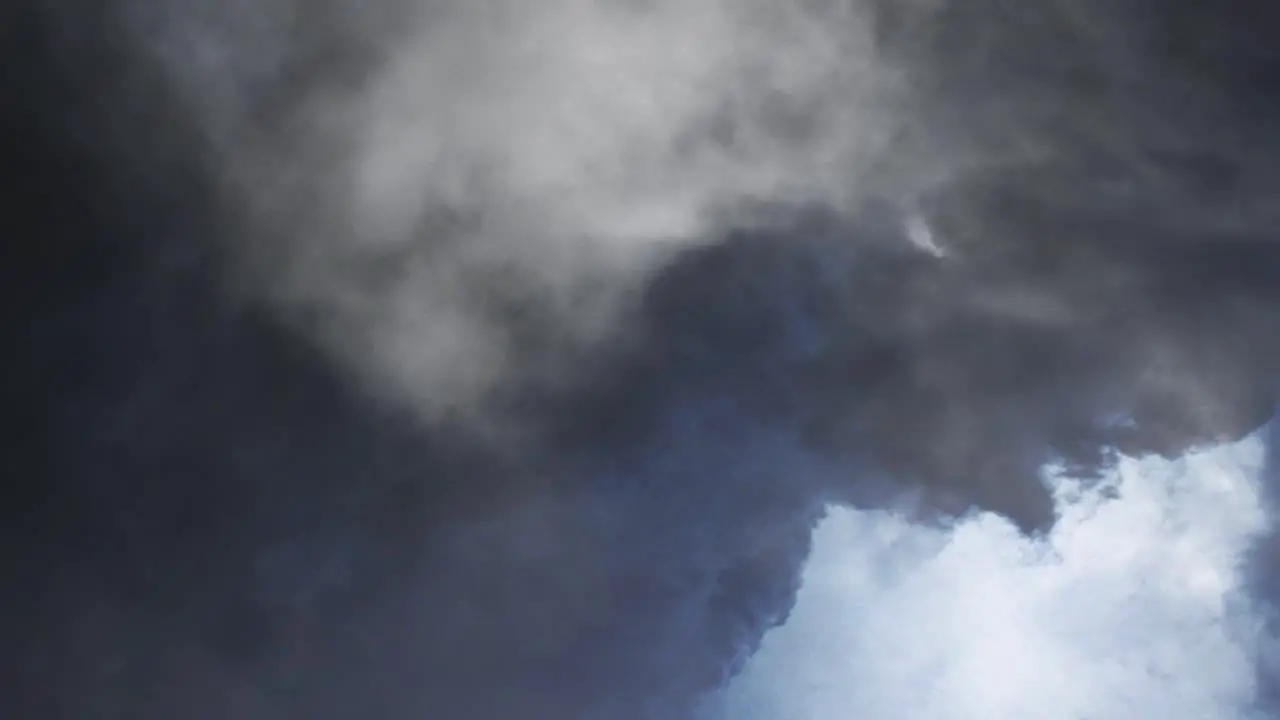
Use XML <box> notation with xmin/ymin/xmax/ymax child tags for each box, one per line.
<box><xmin>5</xmin><ymin>1</ymin><xmax>1280</xmax><ymax>719</ymax></box>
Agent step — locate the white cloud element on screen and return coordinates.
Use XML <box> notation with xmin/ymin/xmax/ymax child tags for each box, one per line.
<box><xmin>703</xmin><ymin>436</ymin><xmax>1269</xmax><ymax>720</ymax></box>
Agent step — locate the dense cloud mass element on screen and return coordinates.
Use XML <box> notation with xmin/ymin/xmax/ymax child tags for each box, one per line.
<box><xmin>5</xmin><ymin>1</ymin><xmax>1280</xmax><ymax>718</ymax></box>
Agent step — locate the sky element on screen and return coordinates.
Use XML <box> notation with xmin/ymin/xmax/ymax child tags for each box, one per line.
<box><xmin>708</xmin><ymin>436</ymin><xmax>1271</xmax><ymax>720</ymax></box>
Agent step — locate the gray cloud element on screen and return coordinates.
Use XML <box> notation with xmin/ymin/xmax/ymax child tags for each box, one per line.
<box><xmin>127</xmin><ymin>0</ymin><xmax>905</xmax><ymax>421</ymax></box>
<box><xmin>7</xmin><ymin>1</ymin><xmax>1280</xmax><ymax>719</ymax></box>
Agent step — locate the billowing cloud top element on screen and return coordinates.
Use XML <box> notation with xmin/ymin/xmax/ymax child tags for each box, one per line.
<box><xmin>708</xmin><ymin>438</ymin><xmax>1270</xmax><ymax>719</ymax></box>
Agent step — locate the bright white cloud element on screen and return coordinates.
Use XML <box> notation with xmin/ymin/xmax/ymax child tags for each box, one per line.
<box><xmin>703</xmin><ymin>436</ymin><xmax>1270</xmax><ymax>720</ymax></box>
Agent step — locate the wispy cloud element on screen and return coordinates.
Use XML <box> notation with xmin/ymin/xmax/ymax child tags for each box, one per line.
<box><xmin>132</xmin><ymin>0</ymin><xmax>906</xmax><ymax>419</ymax></box>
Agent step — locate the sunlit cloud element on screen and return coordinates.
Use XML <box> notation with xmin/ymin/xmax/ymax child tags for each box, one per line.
<box><xmin>707</xmin><ymin>436</ymin><xmax>1268</xmax><ymax>720</ymax></box>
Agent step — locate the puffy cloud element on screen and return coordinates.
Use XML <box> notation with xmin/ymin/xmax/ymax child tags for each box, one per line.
<box><xmin>706</xmin><ymin>437</ymin><xmax>1269</xmax><ymax>719</ymax></box>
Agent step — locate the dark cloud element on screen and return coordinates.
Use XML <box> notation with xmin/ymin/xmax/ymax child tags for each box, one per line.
<box><xmin>6</xmin><ymin>1</ymin><xmax>1280</xmax><ymax>719</ymax></box>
